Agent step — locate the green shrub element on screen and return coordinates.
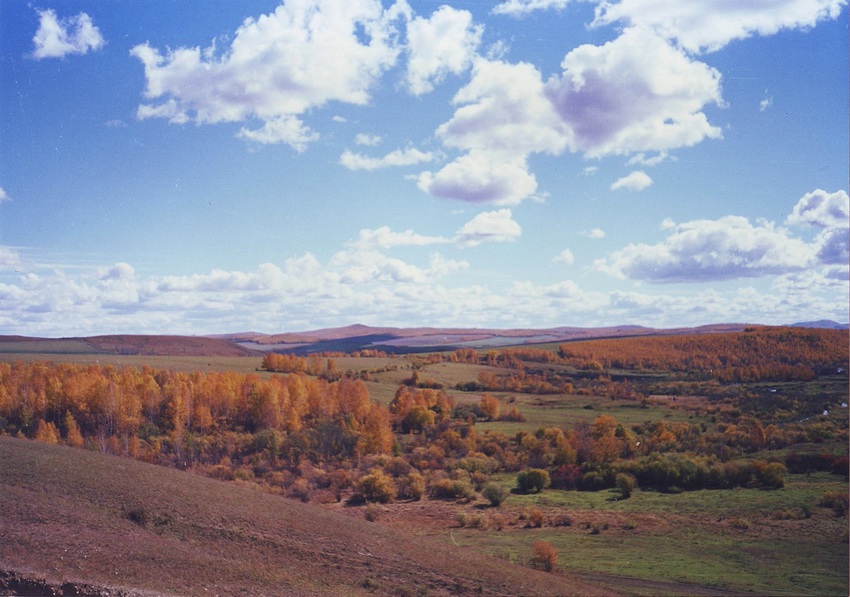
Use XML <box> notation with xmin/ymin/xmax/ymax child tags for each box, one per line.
<box><xmin>615</xmin><ymin>472</ymin><xmax>637</xmax><ymax>498</ymax></box>
<box><xmin>516</xmin><ymin>468</ymin><xmax>550</xmax><ymax>493</ymax></box>
<box><xmin>430</xmin><ymin>478</ymin><xmax>476</xmax><ymax>501</ymax></box>
<box><xmin>482</xmin><ymin>482</ymin><xmax>508</xmax><ymax>507</ymax></box>
<box><xmin>398</xmin><ymin>472</ymin><xmax>425</xmax><ymax>501</ymax></box>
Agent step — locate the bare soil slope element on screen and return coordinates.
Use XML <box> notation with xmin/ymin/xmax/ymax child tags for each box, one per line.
<box><xmin>0</xmin><ymin>437</ymin><xmax>611</xmax><ymax>596</ymax></box>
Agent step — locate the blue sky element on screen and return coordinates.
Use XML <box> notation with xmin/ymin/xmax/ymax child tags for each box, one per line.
<box><xmin>0</xmin><ymin>0</ymin><xmax>847</xmax><ymax>337</ymax></box>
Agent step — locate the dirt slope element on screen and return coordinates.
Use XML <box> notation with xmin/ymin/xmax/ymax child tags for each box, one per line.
<box><xmin>0</xmin><ymin>437</ymin><xmax>611</xmax><ymax>596</ymax></box>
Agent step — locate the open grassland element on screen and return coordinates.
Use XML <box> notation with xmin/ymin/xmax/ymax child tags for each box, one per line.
<box><xmin>0</xmin><ymin>351</ymin><xmax>267</xmax><ymax>375</ymax></box>
<box><xmin>443</xmin><ymin>470</ymin><xmax>848</xmax><ymax>596</ymax></box>
<box><xmin>0</xmin><ymin>436</ymin><xmax>607</xmax><ymax>597</ymax></box>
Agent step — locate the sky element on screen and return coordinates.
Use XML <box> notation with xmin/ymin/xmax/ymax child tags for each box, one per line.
<box><xmin>0</xmin><ymin>0</ymin><xmax>847</xmax><ymax>337</ymax></box>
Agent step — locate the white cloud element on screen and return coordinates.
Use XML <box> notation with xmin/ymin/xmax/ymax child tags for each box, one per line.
<box><xmin>759</xmin><ymin>95</ymin><xmax>774</xmax><ymax>112</ymax></box>
<box><xmin>32</xmin><ymin>9</ymin><xmax>105</xmax><ymax>60</ymax></box>
<box><xmin>596</xmin><ymin>215</ymin><xmax>815</xmax><ymax>282</ymax></box>
<box><xmin>591</xmin><ymin>0</ymin><xmax>847</xmax><ymax>53</ymax></box>
<box><xmin>0</xmin><ymin>247</ymin><xmax>23</xmax><ymax>270</ymax></box>
<box><xmin>418</xmin><ymin>59</ymin><xmax>566</xmax><ymax>204</ymax></box>
<box><xmin>351</xmin><ymin>226</ymin><xmax>449</xmax><ymax>249</ymax></box>
<box><xmin>583</xmin><ymin>166</ymin><xmax>599</xmax><ymax>176</ymax></box>
<box><xmin>236</xmin><ymin>116</ymin><xmax>320</xmax><ymax>151</ymax></box>
<box><xmin>611</xmin><ymin>170</ymin><xmax>653</xmax><ymax>191</ymax></box>
<box><xmin>786</xmin><ymin>189</ymin><xmax>849</xmax><ymax>229</ymax></box>
<box><xmin>439</xmin><ymin>59</ymin><xmax>567</xmax><ymax>157</ymax></box>
<box><xmin>627</xmin><ymin>152</ymin><xmax>674</xmax><ymax>167</ymax></box>
<box><xmin>454</xmin><ymin>209</ymin><xmax>522</xmax><ymax>247</ymax></box>
<box><xmin>492</xmin><ymin>0</ymin><xmax>573</xmax><ymax>17</ymax></box>
<box><xmin>0</xmin><ymin>188</ymin><xmax>9</xmax><ymax>203</ymax></box>
<box><xmin>546</xmin><ymin>27</ymin><xmax>724</xmax><ymax>158</ymax></box>
<box><xmin>418</xmin><ymin>152</ymin><xmax>538</xmax><ymax>205</ymax></box>
<box><xmin>131</xmin><ymin>0</ymin><xmax>406</xmax><ymax>150</ymax></box>
<box><xmin>405</xmin><ymin>6</ymin><xmax>483</xmax><ymax>95</ymax></box>
<box><xmin>554</xmin><ymin>249</ymin><xmax>575</xmax><ymax>265</ymax></box>
<box><xmin>582</xmin><ymin>228</ymin><xmax>606</xmax><ymax>239</ymax></box>
<box><xmin>0</xmin><ymin>240</ymin><xmax>845</xmax><ymax>337</ymax></box>
<box><xmin>340</xmin><ymin>147</ymin><xmax>435</xmax><ymax>171</ymax></box>
<box><xmin>355</xmin><ymin>133</ymin><xmax>382</xmax><ymax>146</ymax></box>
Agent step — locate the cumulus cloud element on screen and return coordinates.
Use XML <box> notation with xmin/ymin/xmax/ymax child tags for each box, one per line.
<box><xmin>418</xmin><ymin>59</ymin><xmax>566</xmax><ymax>204</ymax></box>
<box><xmin>786</xmin><ymin>189</ymin><xmax>849</xmax><ymax>229</ymax></box>
<box><xmin>545</xmin><ymin>27</ymin><xmax>724</xmax><ymax>158</ymax></box>
<box><xmin>438</xmin><ymin>60</ymin><xmax>567</xmax><ymax>157</ymax></box>
<box><xmin>492</xmin><ymin>0</ymin><xmax>573</xmax><ymax>16</ymax></box>
<box><xmin>454</xmin><ymin>209</ymin><xmax>522</xmax><ymax>247</ymax></box>
<box><xmin>32</xmin><ymin>9</ymin><xmax>105</xmax><ymax>60</ymax></box>
<box><xmin>0</xmin><ymin>188</ymin><xmax>9</xmax><ymax>203</ymax></box>
<box><xmin>340</xmin><ymin>147</ymin><xmax>435</xmax><ymax>171</ymax></box>
<box><xmin>131</xmin><ymin>0</ymin><xmax>407</xmax><ymax>150</ymax></box>
<box><xmin>554</xmin><ymin>249</ymin><xmax>575</xmax><ymax>265</ymax></box>
<box><xmin>418</xmin><ymin>152</ymin><xmax>538</xmax><ymax>204</ymax></box>
<box><xmin>591</xmin><ymin>0</ymin><xmax>847</xmax><ymax>53</ymax></box>
<box><xmin>582</xmin><ymin>228</ymin><xmax>606</xmax><ymax>239</ymax></box>
<box><xmin>759</xmin><ymin>96</ymin><xmax>774</xmax><ymax>112</ymax></box>
<box><xmin>350</xmin><ymin>226</ymin><xmax>449</xmax><ymax>249</ymax></box>
<box><xmin>0</xmin><ymin>244</ymin><xmax>846</xmax><ymax>336</ymax></box>
<box><xmin>355</xmin><ymin>133</ymin><xmax>382</xmax><ymax>146</ymax></box>
<box><xmin>611</xmin><ymin>170</ymin><xmax>653</xmax><ymax>191</ymax></box>
<box><xmin>596</xmin><ymin>215</ymin><xmax>814</xmax><ymax>282</ymax></box>
<box><xmin>405</xmin><ymin>6</ymin><xmax>483</xmax><ymax>95</ymax></box>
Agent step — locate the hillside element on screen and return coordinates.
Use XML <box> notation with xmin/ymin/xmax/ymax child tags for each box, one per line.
<box><xmin>227</xmin><ymin>323</ymin><xmax>753</xmax><ymax>354</ymax></box>
<box><xmin>0</xmin><ymin>335</ymin><xmax>255</xmax><ymax>357</ymax></box>
<box><xmin>0</xmin><ymin>436</ymin><xmax>609</xmax><ymax>596</ymax></box>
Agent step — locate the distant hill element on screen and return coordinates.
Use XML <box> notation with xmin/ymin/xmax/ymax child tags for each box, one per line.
<box><xmin>0</xmin><ymin>436</ymin><xmax>604</xmax><ymax>596</ymax></box>
<box><xmin>226</xmin><ymin>323</ymin><xmax>752</xmax><ymax>354</ymax></box>
<box><xmin>790</xmin><ymin>320</ymin><xmax>849</xmax><ymax>330</ymax></box>
<box><xmin>0</xmin><ymin>335</ymin><xmax>255</xmax><ymax>357</ymax></box>
<box><xmin>2</xmin><ymin>321</ymin><xmax>844</xmax><ymax>358</ymax></box>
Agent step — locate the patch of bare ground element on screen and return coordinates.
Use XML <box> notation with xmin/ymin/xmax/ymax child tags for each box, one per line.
<box><xmin>0</xmin><ymin>437</ymin><xmax>611</xmax><ymax>596</ymax></box>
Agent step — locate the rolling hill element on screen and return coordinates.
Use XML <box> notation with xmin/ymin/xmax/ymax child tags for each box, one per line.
<box><xmin>0</xmin><ymin>436</ymin><xmax>609</xmax><ymax>596</ymax></box>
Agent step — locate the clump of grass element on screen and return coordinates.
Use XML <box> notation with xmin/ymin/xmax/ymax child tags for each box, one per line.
<box><xmin>520</xmin><ymin>507</ymin><xmax>545</xmax><ymax>528</ymax></box>
<box><xmin>773</xmin><ymin>507</ymin><xmax>810</xmax><ymax>520</ymax></box>
<box><xmin>819</xmin><ymin>491</ymin><xmax>848</xmax><ymax>516</ymax></box>
<box><xmin>552</xmin><ymin>513</ymin><xmax>573</xmax><ymax>527</ymax></box>
<box><xmin>364</xmin><ymin>503</ymin><xmax>381</xmax><ymax>522</ymax></box>
<box><xmin>467</xmin><ymin>513</ymin><xmax>489</xmax><ymax>530</ymax></box>
<box><xmin>455</xmin><ymin>511</ymin><xmax>468</xmax><ymax>527</ymax></box>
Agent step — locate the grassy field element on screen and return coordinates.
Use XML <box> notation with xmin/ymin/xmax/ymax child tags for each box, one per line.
<box><xmin>449</xmin><ymin>470</ymin><xmax>848</xmax><ymax>596</ymax></box>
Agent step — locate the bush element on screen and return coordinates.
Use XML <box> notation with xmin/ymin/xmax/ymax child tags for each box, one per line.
<box><xmin>516</xmin><ymin>468</ymin><xmax>551</xmax><ymax>493</ymax></box>
<box><xmin>482</xmin><ymin>482</ymin><xmax>508</xmax><ymax>507</ymax></box>
<box><xmin>430</xmin><ymin>478</ymin><xmax>476</xmax><ymax>501</ymax></box>
<box><xmin>530</xmin><ymin>541</ymin><xmax>557</xmax><ymax>572</ymax></box>
<box><xmin>398</xmin><ymin>472</ymin><xmax>425</xmax><ymax>501</ymax></box>
<box><xmin>614</xmin><ymin>472</ymin><xmax>637</xmax><ymax>498</ymax></box>
<box><xmin>358</xmin><ymin>468</ymin><xmax>397</xmax><ymax>503</ymax></box>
